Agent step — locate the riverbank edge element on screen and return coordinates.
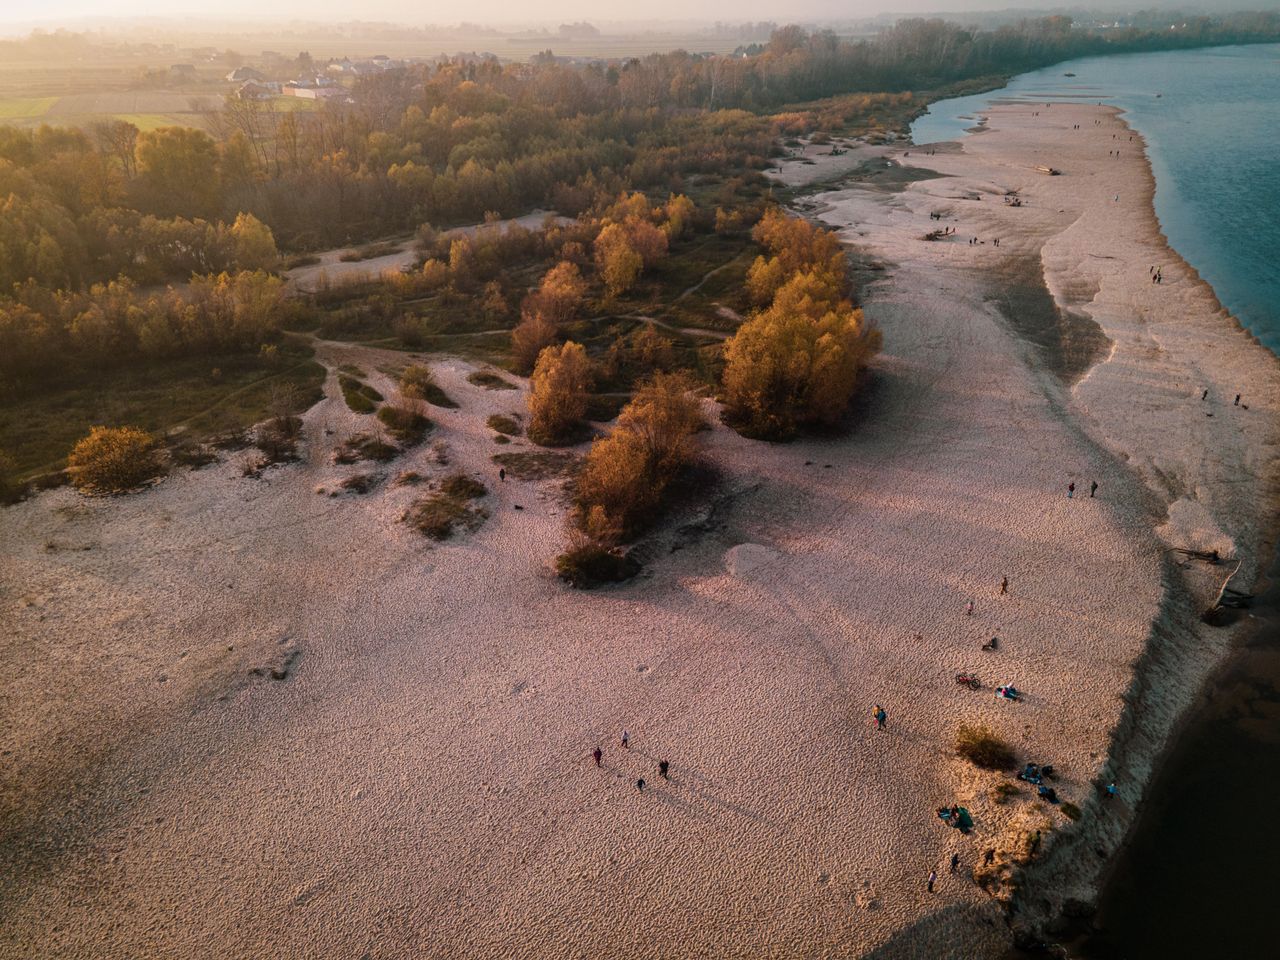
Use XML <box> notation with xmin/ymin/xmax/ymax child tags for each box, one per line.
<box><xmin>1001</xmin><ymin>107</ymin><xmax>1280</xmax><ymax>947</ymax></box>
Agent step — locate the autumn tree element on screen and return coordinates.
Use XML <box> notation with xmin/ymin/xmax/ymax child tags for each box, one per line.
<box><xmin>573</xmin><ymin>372</ymin><xmax>703</xmax><ymax>541</ymax></box>
<box><xmin>593</xmin><ymin>223</ymin><xmax>643</xmax><ymax>299</ymax></box>
<box><xmin>67</xmin><ymin>426</ymin><xmax>162</xmax><ymax>494</ymax></box>
<box><xmin>527</xmin><ymin>341</ymin><xmax>593</xmax><ymax>445</ymax></box>
<box><xmin>133</xmin><ymin>126</ymin><xmax>221</xmax><ymax>220</ymax></box>
<box><xmin>230</xmin><ymin>212</ymin><xmax>278</xmax><ymax>271</ymax></box>
<box><xmin>722</xmin><ymin>270</ymin><xmax>880</xmax><ymax>439</ymax></box>
<box><xmin>745</xmin><ymin>206</ymin><xmax>845</xmax><ymax>305</ymax></box>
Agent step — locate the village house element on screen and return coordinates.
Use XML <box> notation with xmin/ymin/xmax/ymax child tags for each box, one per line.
<box><xmin>225</xmin><ymin>66</ymin><xmax>265</xmax><ymax>83</ymax></box>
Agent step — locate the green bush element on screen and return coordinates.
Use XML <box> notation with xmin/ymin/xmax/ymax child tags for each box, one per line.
<box><xmin>955</xmin><ymin>724</ymin><xmax>1017</xmax><ymax>771</ymax></box>
<box><xmin>338</xmin><ymin>375</ymin><xmax>383</xmax><ymax>414</ymax></box>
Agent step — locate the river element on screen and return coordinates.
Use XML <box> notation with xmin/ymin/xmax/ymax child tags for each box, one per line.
<box><xmin>911</xmin><ymin>43</ymin><xmax>1280</xmax><ymax>957</ymax></box>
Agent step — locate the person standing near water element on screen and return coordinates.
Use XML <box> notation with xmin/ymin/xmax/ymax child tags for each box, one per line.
<box><xmin>873</xmin><ymin>705</ymin><xmax>888</xmax><ymax>730</ymax></box>
<box><xmin>593</xmin><ymin>746</ymin><xmax>602</xmax><ymax>768</ymax></box>
<box><xmin>1068</xmin><ymin>481</ymin><xmax>1075</xmax><ymax>498</ymax></box>
<box><xmin>1000</xmin><ymin>576</ymin><xmax>1008</xmax><ymax>595</ymax></box>
<box><xmin>621</xmin><ymin>729</ymin><xmax>630</xmax><ymax>749</ymax></box>
<box><xmin>1090</xmin><ymin>480</ymin><xmax>1098</xmax><ymax>498</ymax></box>
<box><xmin>658</xmin><ymin>760</ymin><xmax>669</xmax><ymax>780</ymax></box>
<box><xmin>927</xmin><ymin>870</ymin><xmax>937</xmax><ymax>893</ymax></box>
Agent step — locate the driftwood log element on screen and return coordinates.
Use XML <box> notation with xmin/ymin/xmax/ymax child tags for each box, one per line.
<box><xmin>1201</xmin><ymin>560</ymin><xmax>1253</xmax><ymax>625</ymax></box>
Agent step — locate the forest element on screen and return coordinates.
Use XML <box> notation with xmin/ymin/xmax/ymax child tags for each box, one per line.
<box><xmin>2</xmin><ymin>12</ymin><xmax>1279</xmax><ymax>487</ymax></box>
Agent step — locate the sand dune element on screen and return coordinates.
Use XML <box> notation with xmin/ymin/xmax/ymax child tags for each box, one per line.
<box><xmin>2</xmin><ymin>104</ymin><xmax>1277</xmax><ymax>957</ymax></box>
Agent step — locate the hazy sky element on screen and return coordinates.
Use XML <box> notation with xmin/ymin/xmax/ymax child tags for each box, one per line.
<box><xmin>4</xmin><ymin>1</ymin><xmax>1267</xmax><ymax>29</ymax></box>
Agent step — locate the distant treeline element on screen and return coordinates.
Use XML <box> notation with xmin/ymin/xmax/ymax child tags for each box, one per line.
<box><xmin>1</xmin><ymin>13</ymin><xmax>1278</xmax><ymax>373</ymax></box>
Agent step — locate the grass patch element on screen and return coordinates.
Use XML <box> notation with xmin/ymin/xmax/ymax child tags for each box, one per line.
<box><xmin>0</xmin><ymin>348</ymin><xmax>324</xmax><ymax>481</ymax></box>
<box><xmin>492</xmin><ymin>450</ymin><xmax>579</xmax><ymax>480</ymax></box>
<box><xmin>467</xmin><ymin>370</ymin><xmax>518</xmax><ymax>390</ymax></box>
<box><xmin>955</xmin><ymin>724</ymin><xmax>1017</xmax><ymax>771</ymax></box>
<box><xmin>283</xmin><ymin>253</ymin><xmax>322</xmax><ymax>269</ymax></box>
<box><xmin>400</xmin><ymin>363</ymin><xmax>459</xmax><ymax>408</ymax></box>
<box><xmin>338</xmin><ymin>374</ymin><xmax>383</xmax><ymax>414</ymax></box>
<box><xmin>376</xmin><ymin>405</ymin><xmax>432</xmax><ymax>445</ymax></box>
<box><xmin>403</xmin><ymin>473</ymin><xmax>488</xmax><ymax>540</ymax></box>
<box><xmin>333</xmin><ymin>433</ymin><xmax>398</xmax><ymax>464</ymax></box>
<box><xmin>338</xmin><ymin>472</ymin><xmax>382</xmax><ymax>495</ymax></box>
<box><xmin>486</xmin><ymin>414</ymin><xmax>521</xmax><ymax>436</ymax></box>
<box><xmin>0</xmin><ymin>96</ymin><xmax>58</xmax><ymax>118</ymax></box>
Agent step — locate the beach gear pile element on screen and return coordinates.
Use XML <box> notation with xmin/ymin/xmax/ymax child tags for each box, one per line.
<box><xmin>1017</xmin><ymin>762</ymin><xmax>1060</xmax><ymax>803</ymax></box>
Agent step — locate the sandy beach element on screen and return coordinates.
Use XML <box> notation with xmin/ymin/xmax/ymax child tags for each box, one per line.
<box><xmin>3</xmin><ymin>103</ymin><xmax>1278</xmax><ymax>958</ymax></box>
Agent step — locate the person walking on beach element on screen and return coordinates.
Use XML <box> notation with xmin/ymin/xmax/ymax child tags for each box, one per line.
<box><xmin>636</xmin><ymin>778</ymin><xmax>645</xmax><ymax>793</ymax></box>
<box><xmin>984</xmin><ymin>849</ymin><xmax>996</xmax><ymax>866</ymax></box>
<box><xmin>1202</xmin><ymin>388</ymin><xmax>1209</xmax><ymax>400</ymax></box>
<box><xmin>593</xmin><ymin>746</ymin><xmax>602</xmax><ymax>768</ymax></box>
<box><xmin>965</xmin><ymin>600</ymin><xmax>974</xmax><ymax>616</ymax></box>
<box><xmin>1090</xmin><ymin>480</ymin><xmax>1098</xmax><ymax>498</ymax></box>
<box><xmin>1000</xmin><ymin>575</ymin><xmax>1008</xmax><ymax>595</ymax></box>
<box><xmin>1235</xmin><ymin>394</ymin><xmax>1241</xmax><ymax>406</ymax></box>
<box><xmin>658</xmin><ymin>760</ymin><xmax>669</xmax><ymax>780</ymax></box>
<box><xmin>499</xmin><ymin>467</ymin><xmax>506</xmax><ymax>483</ymax></box>
<box><xmin>1068</xmin><ymin>481</ymin><xmax>1075</xmax><ymax>498</ymax></box>
<box><xmin>950</xmin><ymin>853</ymin><xmax>960</xmax><ymax>874</ymax></box>
<box><xmin>621</xmin><ymin>729</ymin><xmax>630</xmax><ymax>749</ymax></box>
<box><xmin>927</xmin><ymin>870</ymin><xmax>937</xmax><ymax>893</ymax></box>
<box><xmin>873</xmin><ymin>705</ymin><xmax>888</xmax><ymax>731</ymax></box>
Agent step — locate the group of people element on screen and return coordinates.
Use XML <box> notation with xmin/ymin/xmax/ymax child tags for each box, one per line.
<box><xmin>1150</xmin><ymin>264</ymin><xmax>1164</xmax><ymax>284</ymax></box>
<box><xmin>593</xmin><ymin>730</ymin><xmax>670</xmax><ymax>793</ymax></box>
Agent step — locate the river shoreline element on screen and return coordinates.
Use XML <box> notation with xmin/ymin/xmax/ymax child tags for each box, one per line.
<box><xmin>783</xmin><ymin>97</ymin><xmax>1280</xmax><ymax>948</ymax></box>
<box><xmin>888</xmin><ymin>102</ymin><xmax>1280</xmax><ymax>943</ymax></box>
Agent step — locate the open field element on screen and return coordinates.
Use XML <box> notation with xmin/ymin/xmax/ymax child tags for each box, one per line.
<box><xmin>0</xmin><ymin>346</ymin><xmax>325</xmax><ymax>480</ymax></box>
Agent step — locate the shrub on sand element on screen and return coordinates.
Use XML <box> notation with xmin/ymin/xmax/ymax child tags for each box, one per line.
<box><xmin>67</xmin><ymin>426</ymin><xmax>162</xmax><ymax>494</ymax></box>
<box><xmin>555</xmin><ymin>539</ymin><xmax>640</xmax><ymax>588</ymax></box>
<box><xmin>955</xmin><ymin>724</ymin><xmax>1017</xmax><ymax>770</ymax></box>
<box><xmin>400</xmin><ymin>364</ymin><xmax>458</xmax><ymax>408</ymax></box>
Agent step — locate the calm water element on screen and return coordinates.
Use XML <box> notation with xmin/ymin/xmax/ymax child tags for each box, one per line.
<box><xmin>911</xmin><ymin>43</ymin><xmax>1280</xmax><ymax>355</ymax></box>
